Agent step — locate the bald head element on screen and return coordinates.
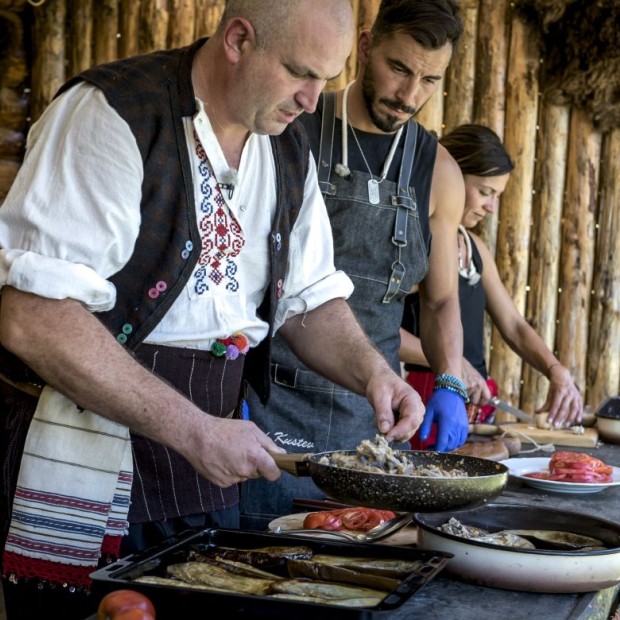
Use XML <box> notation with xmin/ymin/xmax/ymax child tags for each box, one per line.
<box><xmin>218</xmin><ymin>0</ymin><xmax>354</xmax><ymax>50</ymax></box>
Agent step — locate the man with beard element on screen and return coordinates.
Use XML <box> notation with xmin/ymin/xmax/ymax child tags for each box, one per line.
<box><xmin>240</xmin><ymin>0</ymin><xmax>469</xmax><ymax>530</ymax></box>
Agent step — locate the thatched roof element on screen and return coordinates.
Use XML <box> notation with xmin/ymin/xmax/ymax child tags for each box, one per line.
<box><xmin>517</xmin><ymin>0</ymin><xmax>620</xmax><ymax>131</ymax></box>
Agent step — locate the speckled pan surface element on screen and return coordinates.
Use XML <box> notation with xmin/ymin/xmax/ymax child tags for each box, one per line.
<box><xmin>415</xmin><ymin>503</ymin><xmax>620</xmax><ymax>593</ymax></box>
<box><xmin>305</xmin><ymin>451</ymin><xmax>508</xmax><ymax>513</ymax></box>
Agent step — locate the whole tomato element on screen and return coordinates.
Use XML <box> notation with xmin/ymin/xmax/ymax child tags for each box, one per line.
<box><xmin>97</xmin><ymin>589</ymin><xmax>156</xmax><ymax>620</ymax></box>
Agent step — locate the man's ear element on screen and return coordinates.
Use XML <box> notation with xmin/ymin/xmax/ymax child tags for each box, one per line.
<box><xmin>221</xmin><ymin>17</ymin><xmax>257</xmax><ymax>64</ymax></box>
<box><xmin>357</xmin><ymin>30</ymin><xmax>373</xmax><ymax>65</ymax></box>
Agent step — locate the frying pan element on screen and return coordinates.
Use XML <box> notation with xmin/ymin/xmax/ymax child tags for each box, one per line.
<box><xmin>272</xmin><ymin>450</ymin><xmax>508</xmax><ymax>513</ymax></box>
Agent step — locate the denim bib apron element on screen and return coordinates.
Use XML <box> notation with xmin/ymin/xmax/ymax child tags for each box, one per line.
<box><xmin>240</xmin><ymin>93</ymin><xmax>431</xmax><ymax>529</ymax></box>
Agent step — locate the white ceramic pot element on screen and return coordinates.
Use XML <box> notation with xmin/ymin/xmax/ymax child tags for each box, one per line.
<box><xmin>415</xmin><ymin>503</ymin><xmax>620</xmax><ymax>593</ymax></box>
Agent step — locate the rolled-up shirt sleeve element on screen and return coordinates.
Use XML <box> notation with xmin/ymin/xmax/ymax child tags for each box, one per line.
<box><xmin>274</xmin><ymin>160</ymin><xmax>353</xmax><ymax>331</ymax></box>
<box><xmin>0</xmin><ymin>83</ymin><xmax>143</xmax><ymax>311</ymax></box>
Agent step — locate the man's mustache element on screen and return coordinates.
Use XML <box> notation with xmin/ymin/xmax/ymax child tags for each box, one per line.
<box><xmin>381</xmin><ymin>98</ymin><xmax>416</xmax><ymax>116</ymax></box>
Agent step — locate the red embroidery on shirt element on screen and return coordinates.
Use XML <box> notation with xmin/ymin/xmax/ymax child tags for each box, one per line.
<box><xmin>193</xmin><ymin>132</ymin><xmax>245</xmax><ymax>294</ymax></box>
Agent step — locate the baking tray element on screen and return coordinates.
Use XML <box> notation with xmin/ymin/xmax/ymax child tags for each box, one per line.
<box><xmin>90</xmin><ymin>527</ymin><xmax>452</xmax><ymax>619</ymax></box>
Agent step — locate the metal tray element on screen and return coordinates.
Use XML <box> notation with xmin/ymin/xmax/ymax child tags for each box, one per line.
<box><xmin>90</xmin><ymin>528</ymin><xmax>452</xmax><ymax>619</ymax></box>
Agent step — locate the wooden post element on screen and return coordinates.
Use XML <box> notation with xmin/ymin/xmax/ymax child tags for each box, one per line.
<box><xmin>587</xmin><ymin>128</ymin><xmax>620</xmax><ymax>403</ymax></box>
<box><xmin>489</xmin><ymin>9</ymin><xmax>540</xmax><ymax>419</ymax></box>
<box><xmin>169</xmin><ymin>0</ymin><xmax>196</xmax><ymax>49</ymax></box>
<box><xmin>31</xmin><ymin>0</ymin><xmax>66</xmax><ymax>121</ymax></box>
<box><xmin>472</xmin><ymin>0</ymin><xmax>510</xmax><ymax>255</ymax></box>
<box><xmin>139</xmin><ymin>0</ymin><xmax>169</xmax><ymax>53</ymax></box>
<box><xmin>471</xmin><ymin>0</ymin><xmax>510</xmax><ymax>367</ymax></box>
<box><xmin>68</xmin><ymin>0</ymin><xmax>92</xmax><ymax>76</ymax></box>
<box><xmin>520</xmin><ymin>103</ymin><xmax>569</xmax><ymax>412</ymax></box>
<box><xmin>93</xmin><ymin>0</ymin><xmax>119</xmax><ymax>66</ymax></box>
<box><xmin>443</xmin><ymin>0</ymin><xmax>478</xmax><ymax>132</ymax></box>
<box><xmin>416</xmin><ymin>79</ymin><xmax>444</xmax><ymax>137</ymax></box>
<box><xmin>556</xmin><ymin>109</ymin><xmax>601</xmax><ymax>394</ymax></box>
<box><xmin>193</xmin><ymin>0</ymin><xmax>224</xmax><ymax>39</ymax></box>
<box><xmin>119</xmin><ymin>0</ymin><xmax>140</xmax><ymax>59</ymax></box>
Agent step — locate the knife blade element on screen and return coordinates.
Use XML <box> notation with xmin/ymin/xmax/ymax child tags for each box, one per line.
<box><xmin>490</xmin><ymin>397</ymin><xmax>534</xmax><ymax>423</ymax></box>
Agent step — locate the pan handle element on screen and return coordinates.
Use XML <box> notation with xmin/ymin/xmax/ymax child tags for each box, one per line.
<box><xmin>270</xmin><ymin>452</ymin><xmax>313</xmax><ymax>476</ymax></box>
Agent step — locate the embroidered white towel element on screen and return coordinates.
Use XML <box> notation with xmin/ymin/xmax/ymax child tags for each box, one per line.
<box><xmin>5</xmin><ymin>386</ymin><xmax>132</xmax><ymax>567</ymax></box>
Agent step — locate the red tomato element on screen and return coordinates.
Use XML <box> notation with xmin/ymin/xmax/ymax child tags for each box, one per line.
<box><xmin>524</xmin><ymin>472</ymin><xmax>552</xmax><ymax>479</ymax></box>
<box><xmin>549</xmin><ymin>451</ymin><xmax>613</xmax><ymax>482</ymax></box>
<box><xmin>303</xmin><ymin>507</ymin><xmax>396</xmax><ymax>531</ymax></box>
<box><xmin>303</xmin><ymin>511</ymin><xmax>342</xmax><ymax>530</ymax></box>
<box><xmin>97</xmin><ymin>589</ymin><xmax>156</xmax><ymax>620</ymax></box>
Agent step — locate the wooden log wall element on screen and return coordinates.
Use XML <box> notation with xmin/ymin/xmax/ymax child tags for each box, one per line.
<box><xmin>0</xmin><ymin>0</ymin><xmax>619</xmax><ymax>415</ymax></box>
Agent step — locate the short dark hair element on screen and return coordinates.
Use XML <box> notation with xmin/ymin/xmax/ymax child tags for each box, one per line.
<box><xmin>440</xmin><ymin>124</ymin><xmax>515</xmax><ymax>177</ymax></box>
<box><xmin>371</xmin><ymin>0</ymin><xmax>463</xmax><ymax>49</ymax></box>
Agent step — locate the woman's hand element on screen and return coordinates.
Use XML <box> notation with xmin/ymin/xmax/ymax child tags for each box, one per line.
<box><xmin>462</xmin><ymin>358</ymin><xmax>491</xmax><ymax>406</ymax></box>
<box><xmin>538</xmin><ymin>364</ymin><xmax>582</xmax><ymax>428</ymax></box>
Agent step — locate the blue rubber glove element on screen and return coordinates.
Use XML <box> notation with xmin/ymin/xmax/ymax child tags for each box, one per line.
<box><xmin>418</xmin><ymin>388</ymin><xmax>469</xmax><ymax>452</ymax></box>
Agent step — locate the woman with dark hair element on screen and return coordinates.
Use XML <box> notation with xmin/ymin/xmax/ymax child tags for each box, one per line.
<box><xmin>401</xmin><ymin>124</ymin><xmax>582</xmax><ymax>448</ymax></box>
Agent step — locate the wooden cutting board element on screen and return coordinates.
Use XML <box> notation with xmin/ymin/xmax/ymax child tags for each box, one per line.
<box><xmin>499</xmin><ymin>423</ymin><xmax>598</xmax><ymax>447</ymax></box>
<box><xmin>268</xmin><ymin>513</ymin><xmax>418</xmax><ymax>546</ymax></box>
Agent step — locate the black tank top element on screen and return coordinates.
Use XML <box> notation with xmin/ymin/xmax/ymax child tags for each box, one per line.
<box><xmin>401</xmin><ymin>230</ymin><xmax>488</xmax><ymax>377</ymax></box>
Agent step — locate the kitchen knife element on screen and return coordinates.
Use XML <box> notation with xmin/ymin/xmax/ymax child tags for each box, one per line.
<box><xmin>490</xmin><ymin>397</ymin><xmax>534</xmax><ymax>423</ymax></box>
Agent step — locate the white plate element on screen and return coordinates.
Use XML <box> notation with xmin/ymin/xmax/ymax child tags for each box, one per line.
<box><xmin>268</xmin><ymin>512</ymin><xmax>418</xmax><ymax>545</ymax></box>
<box><xmin>500</xmin><ymin>456</ymin><xmax>620</xmax><ymax>494</ymax></box>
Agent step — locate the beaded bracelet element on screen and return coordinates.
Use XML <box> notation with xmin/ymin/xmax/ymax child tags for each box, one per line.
<box><xmin>434</xmin><ymin>373</ymin><xmax>470</xmax><ymax>403</ymax></box>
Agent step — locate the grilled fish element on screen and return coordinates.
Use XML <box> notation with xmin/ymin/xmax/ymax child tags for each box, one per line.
<box><xmin>189</xmin><ymin>553</ymin><xmax>285</xmax><ymax>579</ymax></box>
<box><xmin>287</xmin><ymin>559</ymin><xmax>400</xmax><ymax>591</ymax></box>
<box><xmin>167</xmin><ymin>562</ymin><xmax>274</xmax><ymax>595</ymax></box>
<box><xmin>270</xmin><ymin>578</ymin><xmax>385</xmax><ymax>605</ymax></box>
<box><xmin>192</xmin><ymin>545</ymin><xmax>313</xmax><ymax>568</ymax></box>
<box><xmin>133</xmin><ymin>575</ymin><xmax>233</xmax><ymax>593</ymax></box>
<box><xmin>269</xmin><ymin>592</ymin><xmax>384</xmax><ymax>607</ymax></box>
<box><xmin>471</xmin><ymin>532</ymin><xmax>535</xmax><ymax>548</ymax></box>
<box><xmin>499</xmin><ymin>529</ymin><xmax>606</xmax><ymax>550</ymax></box>
<box><xmin>309</xmin><ymin>554</ymin><xmax>422</xmax><ymax>578</ymax></box>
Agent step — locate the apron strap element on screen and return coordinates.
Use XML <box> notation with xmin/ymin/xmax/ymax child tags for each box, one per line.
<box><xmin>383</xmin><ymin>121</ymin><xmax>419</xmax><ymax>303</ymax></box>
<box><xmin>317</xmin><ymin>91</ymin><xmax>337</xmax><ymax>196</ymax></box>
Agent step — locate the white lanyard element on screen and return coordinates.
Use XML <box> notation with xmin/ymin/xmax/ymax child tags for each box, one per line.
<box><xmin>338</xmin><ymin>82</ymin><xmax>403</xmax><ymax>205</ymax></box>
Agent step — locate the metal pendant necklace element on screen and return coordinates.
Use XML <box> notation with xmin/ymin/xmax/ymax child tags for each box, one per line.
<box><xmin>458</xmin><ymin>225</ymin><xmax>481</xmax><ymax>286</ymax></box>
<box><xmin>339</xmin><ymin>82</ymin><xmax>403</xmax><ymax>205</ymax></box>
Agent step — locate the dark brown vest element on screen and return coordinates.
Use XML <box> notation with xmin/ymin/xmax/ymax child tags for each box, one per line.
<box><xmin>2</xmin><ymin>38</ymin><xmax>310</xmax><ymax>403</ymax></box>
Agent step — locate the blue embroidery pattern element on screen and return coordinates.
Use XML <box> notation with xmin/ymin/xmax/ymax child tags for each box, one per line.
<box><xmin>193</xmin><ymin>132</ymin><xmax>244</xmax><ymax>295</ymax></box>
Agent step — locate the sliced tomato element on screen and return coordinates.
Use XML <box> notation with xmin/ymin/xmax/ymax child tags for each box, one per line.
<box><xmin>302</xmin><ymin>507</ymin><xmax>396</xmax><ymax>532</ymax></box>
<box><xmin>525</xmin><ymin>452</ymin><xmax>613</xmax><ymax>484</ymax></box>
<box><xmin>302</xmin><ymin>512</ymin><xmax>342</xmax><ymax>530</ymax></box>
<box><xmin>550</xmin><ymin>452</ymin><xmax>609</xmax><ymax>473</ymax></box>
<box><xmin>339</xmin><ymin>509</ymin><xmax>382</xmax><ymax>531</ymax></box>
<box><xmin>524</xmin><ymin>471</ymin><xmax>552</xmax><ymax>479</ymax></box>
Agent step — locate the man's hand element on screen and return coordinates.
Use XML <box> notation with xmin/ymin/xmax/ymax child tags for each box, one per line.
<box><xmin>418</xmin><ymin>388</ymin><xmax>469</xmax><ymax>451</ymax></box>
<box><xmin>365</xmin><ymin>369</ymin><xmax>425</xmax><ymax>443</ymax></box>
<box><xmin>185</xmin><ymin>417</ymin><xmax>286</xmax><ymax>488</ymax></box>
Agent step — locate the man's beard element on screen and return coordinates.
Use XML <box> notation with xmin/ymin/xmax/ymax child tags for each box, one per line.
<box><xmin>361</xmin><ymin>68</ymin><xmax>418</xmax><ymax>133</ymax></box>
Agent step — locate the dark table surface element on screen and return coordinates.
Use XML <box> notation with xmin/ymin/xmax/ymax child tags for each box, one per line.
<box><xmin>85</xmin><ymin>440</ymin><xmax>620</xmax><ymax>620</ymax></box>
<box><xmin>388</xmin><ymin>440</ymin><xmax>620</xmax><ymax>620</ymax></box>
